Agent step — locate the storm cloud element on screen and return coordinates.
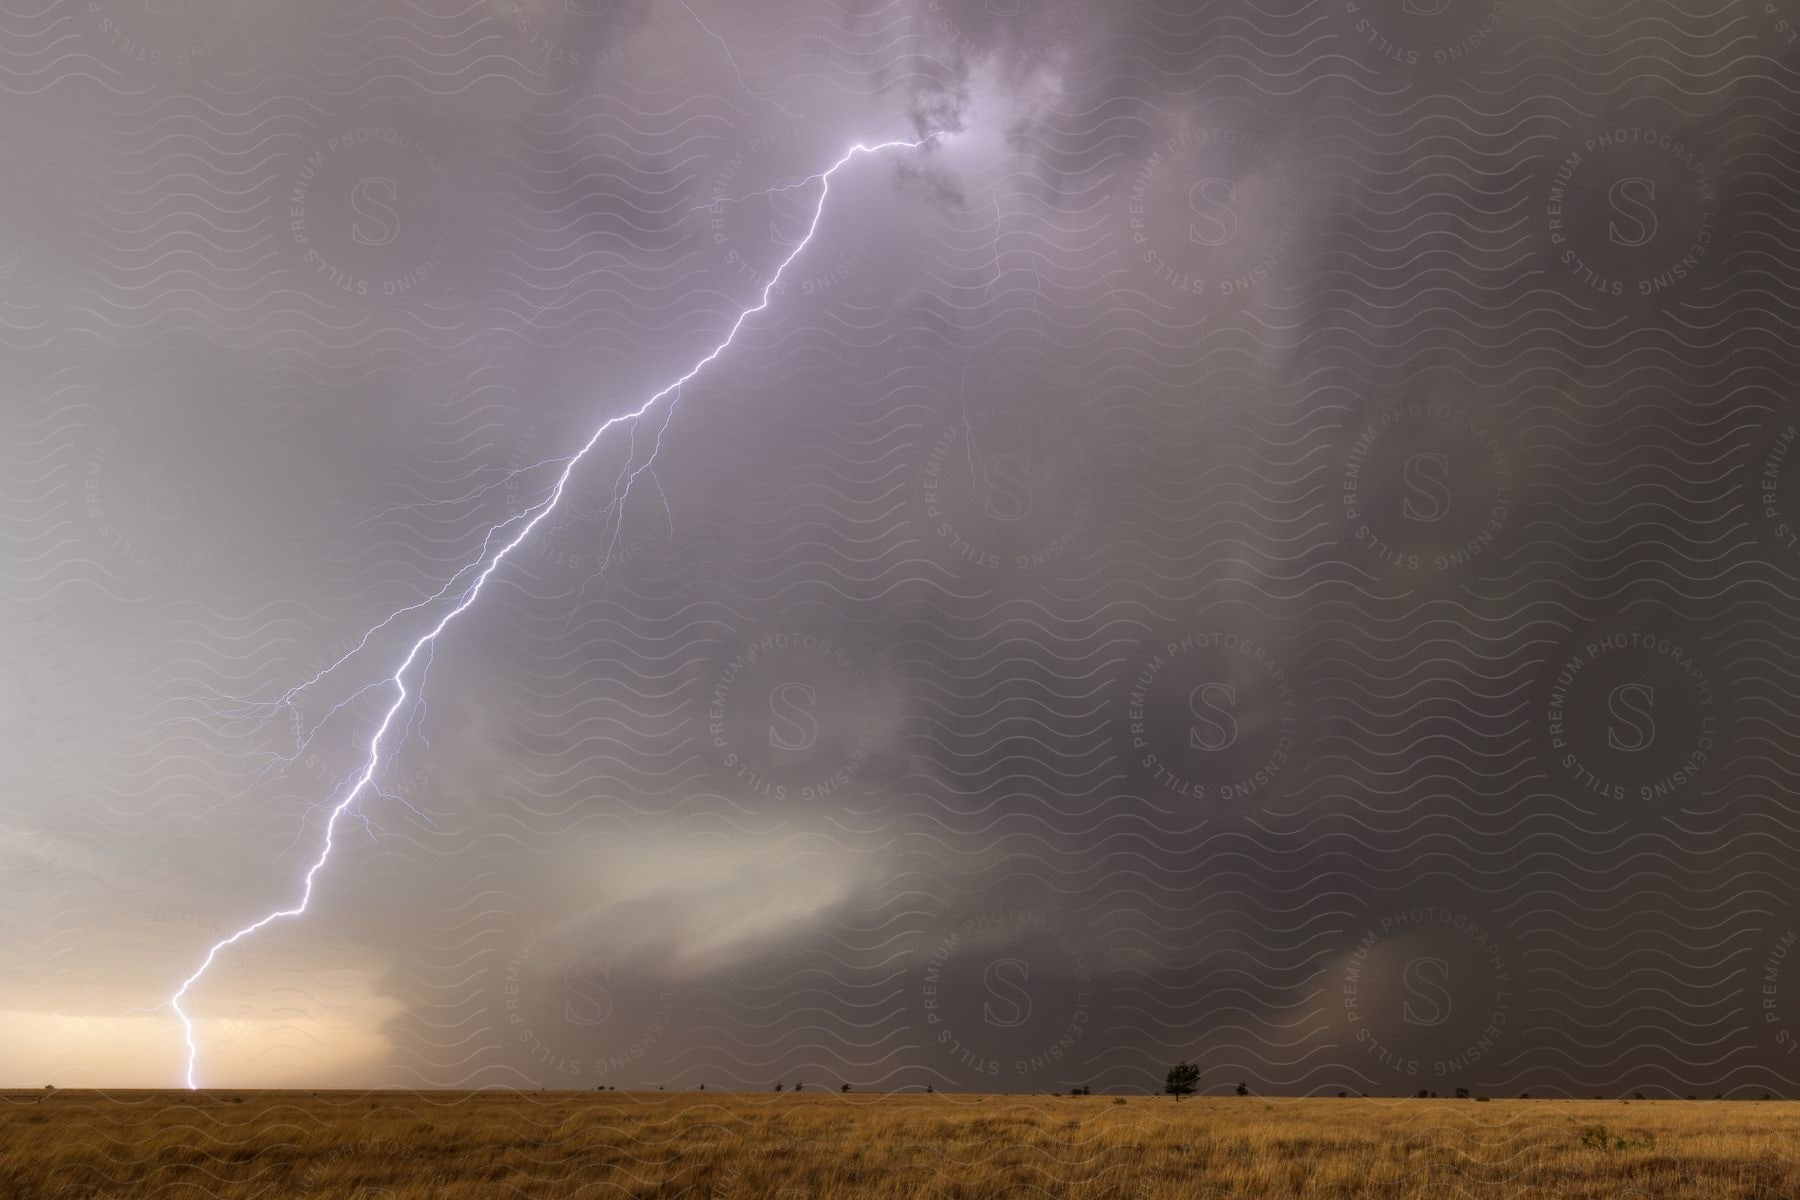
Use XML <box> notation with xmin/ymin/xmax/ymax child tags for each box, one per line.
<box><xmin>2</xmin><ymin>0</ymin><xmax>1798</xmax><ymax>1099</ymax></box>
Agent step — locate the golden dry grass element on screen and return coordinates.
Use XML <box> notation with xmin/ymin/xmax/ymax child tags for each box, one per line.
<box><xmin>3</xmin><ymin>1089</ymin><xmax>1797</xmax><ymax>1198</ymax></box>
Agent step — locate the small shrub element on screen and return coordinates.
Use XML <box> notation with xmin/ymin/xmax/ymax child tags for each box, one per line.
<box><xmin>1578</xmin><ymin>1124</ymin><xmax>1655</xmax><ymax>1153</ymax></box>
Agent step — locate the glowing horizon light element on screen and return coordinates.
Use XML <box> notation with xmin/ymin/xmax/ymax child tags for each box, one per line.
<box><xmin>169</xmin><ymin>132</ymin><xmax>944</xmax><ymax>1090</ymax></box>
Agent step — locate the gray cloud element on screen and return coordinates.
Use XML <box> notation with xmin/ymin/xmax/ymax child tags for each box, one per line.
<box><xmin>1</xmin><ymin>0</ymin><xmax>1798</xmax><ymax>1098</ymax></box>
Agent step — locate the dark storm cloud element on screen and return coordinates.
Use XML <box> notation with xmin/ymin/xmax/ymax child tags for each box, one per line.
<box><xmin>3</xmin><ymin>0</ymin><xmax>1800</xmax><ymax>1098</ymax></box>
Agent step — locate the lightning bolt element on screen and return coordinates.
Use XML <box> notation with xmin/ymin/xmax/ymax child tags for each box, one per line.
<box><xmin>169</xmin><ymin>132</ymin><xmax>942</xmax><ymax>1089</ymax></box>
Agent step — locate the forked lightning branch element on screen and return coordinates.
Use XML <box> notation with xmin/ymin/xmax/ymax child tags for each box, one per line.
<box><xmin>170</xmin><ymin>132</ymin><xmax>944</xmax><ymax>1088</ymax></box>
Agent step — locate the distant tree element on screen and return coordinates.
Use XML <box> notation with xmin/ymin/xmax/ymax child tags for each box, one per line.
<box><xmin>1164</xmin><ymin>1062</ymin><xmax>1200</xmax><ymax>1101</ymax></box>
<box><xmin>699</xmin><ymin>1084</ymin><xmax>705</xmax><ymax>1091</ymax></box>
<box><xmin>774</xmin><ymin>1082</ymin><xmax>783</xmax><ymax>1092</ymax></box>
<box><xmin>1235</xmin><ymin>1082</ymin><xmax>1249</xmax><ymax>1097</ymax></box>
<box><xmin>1416</xmin><ymin>1089</ymin><xmax>1429</xmax><ymax>1099</ymax></box>
<box><xmin>793</xmin><ymin>1082</ymin><xmax>803</xmax><ymax>1093</ymax></box>
<box><xmin>841</xmin><ymin>1083</ymin><xmax>851</xmax><ymax>1093</ymax></box>
<box><xmin>1337</xmin><ymin>1092</ymin><xmax>1347</xmax><ymax>1098</ymax></box>
<box><xmin>925</xmin><ymin>1085</ymin><xmax>933</xmax><ymax>1094</ymax></box>
<box><xmin>1633</xmin><ymin>1092</ymin><xmax>1644</xmax><ymax>1101</ymax></box>
<box><xmin>1454</xmin><ymin>1087</ymin><xmax>1469</xmax><ymax>1100</ymax></box>
<box><xmin>1520</xmin><ymin>1092</ymin><xmax>1530</xmax><ymax>1099</ymax></box>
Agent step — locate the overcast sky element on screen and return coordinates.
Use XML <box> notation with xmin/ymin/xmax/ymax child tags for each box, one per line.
<box><xmin>3</xmin><ymin>0</ymin><xmax>1800</xmax><ymax>1096</ymax></box>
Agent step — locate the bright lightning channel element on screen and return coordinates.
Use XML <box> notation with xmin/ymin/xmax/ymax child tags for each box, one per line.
<box><xmin>169</xmin><ymin>132</ymin><xmax>942</xmax><ymax>1089</ymax></box>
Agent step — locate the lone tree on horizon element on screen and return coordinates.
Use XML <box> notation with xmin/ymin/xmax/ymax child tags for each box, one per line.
<box><xmin>1164</xmin><ymin>1062</ymin><xmax>1200</xmax><ymax>1101</ymax></box>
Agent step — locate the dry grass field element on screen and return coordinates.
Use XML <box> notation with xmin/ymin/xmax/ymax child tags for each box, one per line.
<box><xmin>4</xmin><ymin>1089</ymin><xmax>1799</xmax><ymax>1199</ymax></box>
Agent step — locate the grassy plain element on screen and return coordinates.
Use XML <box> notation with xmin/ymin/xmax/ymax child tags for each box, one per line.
<box><xmin>3</xmin><ymin>1089</ymin><xmax>1798</xmax><ymax>1198</ymax></box>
